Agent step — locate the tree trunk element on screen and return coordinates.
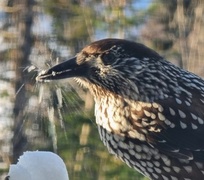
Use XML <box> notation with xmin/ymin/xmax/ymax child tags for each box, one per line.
<box><xmin>11</xmin><ymin>0</ymin><xmax>34</xmax><ymax>163</ymax></box>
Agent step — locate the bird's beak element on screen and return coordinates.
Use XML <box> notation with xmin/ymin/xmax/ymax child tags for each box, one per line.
<box><xmin>36</xmin><ymin>57</ymin><xmax>85</xmax><ymax>82</ymax></box>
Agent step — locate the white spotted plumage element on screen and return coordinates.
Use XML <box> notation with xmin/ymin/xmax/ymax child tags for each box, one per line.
<box><xmin>37</xmin><ymin>38</ymin><xmax>204</xmax><ymax>180</ymax></box>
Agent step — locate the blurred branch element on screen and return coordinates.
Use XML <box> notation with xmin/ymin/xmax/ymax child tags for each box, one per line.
<box><xmin>0</xmin><ymin>5</ymin><xmax>23</xmax><ymax>13</ymax></box>
<box><xmin>0</xmin><ymin>30</ymin><xmax>18</xmax><ymax>39</ymax></box>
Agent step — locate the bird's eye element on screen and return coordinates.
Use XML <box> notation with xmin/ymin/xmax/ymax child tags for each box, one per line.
<box><xmin>101</xmin><ymin>52</ymin><xmax>115</xmax><ymax>65</ymax></box>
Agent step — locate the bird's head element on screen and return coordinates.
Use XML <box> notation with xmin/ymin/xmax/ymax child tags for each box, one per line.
<box><xmin>36</xmin><ymin>39</ymin><xmax>163</xmax><ymax>100</ymax></box>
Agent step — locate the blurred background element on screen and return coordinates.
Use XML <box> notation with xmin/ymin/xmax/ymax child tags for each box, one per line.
<box><xmin>0</xmin><ymin>0</ymin><xmax>203</xmax><ymax>179</ymax></box>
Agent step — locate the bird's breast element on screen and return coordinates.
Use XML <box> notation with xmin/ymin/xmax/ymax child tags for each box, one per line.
<box><xmin>94</xmin><ymin>95</ymin><xmax>155</xmax><ymax>142</ymax></box>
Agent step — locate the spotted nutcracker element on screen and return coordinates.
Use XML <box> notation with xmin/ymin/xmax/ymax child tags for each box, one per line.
<box><xmin>36</xmin><ymin>39</ymin><xmax>204</xmax><ymax>180</ymax></box>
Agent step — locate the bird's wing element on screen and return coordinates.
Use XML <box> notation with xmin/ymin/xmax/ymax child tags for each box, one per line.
<box><xmin>144</xmin><ymin>91</ymin><xmax>204</xmax><ymax>160</ymax></box>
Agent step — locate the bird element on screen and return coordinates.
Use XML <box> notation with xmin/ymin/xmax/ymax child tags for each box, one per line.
<box><xmin>36</xmin><ymin>38</ymin><xmax>204</xmax><ymax>180</ymax></box>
